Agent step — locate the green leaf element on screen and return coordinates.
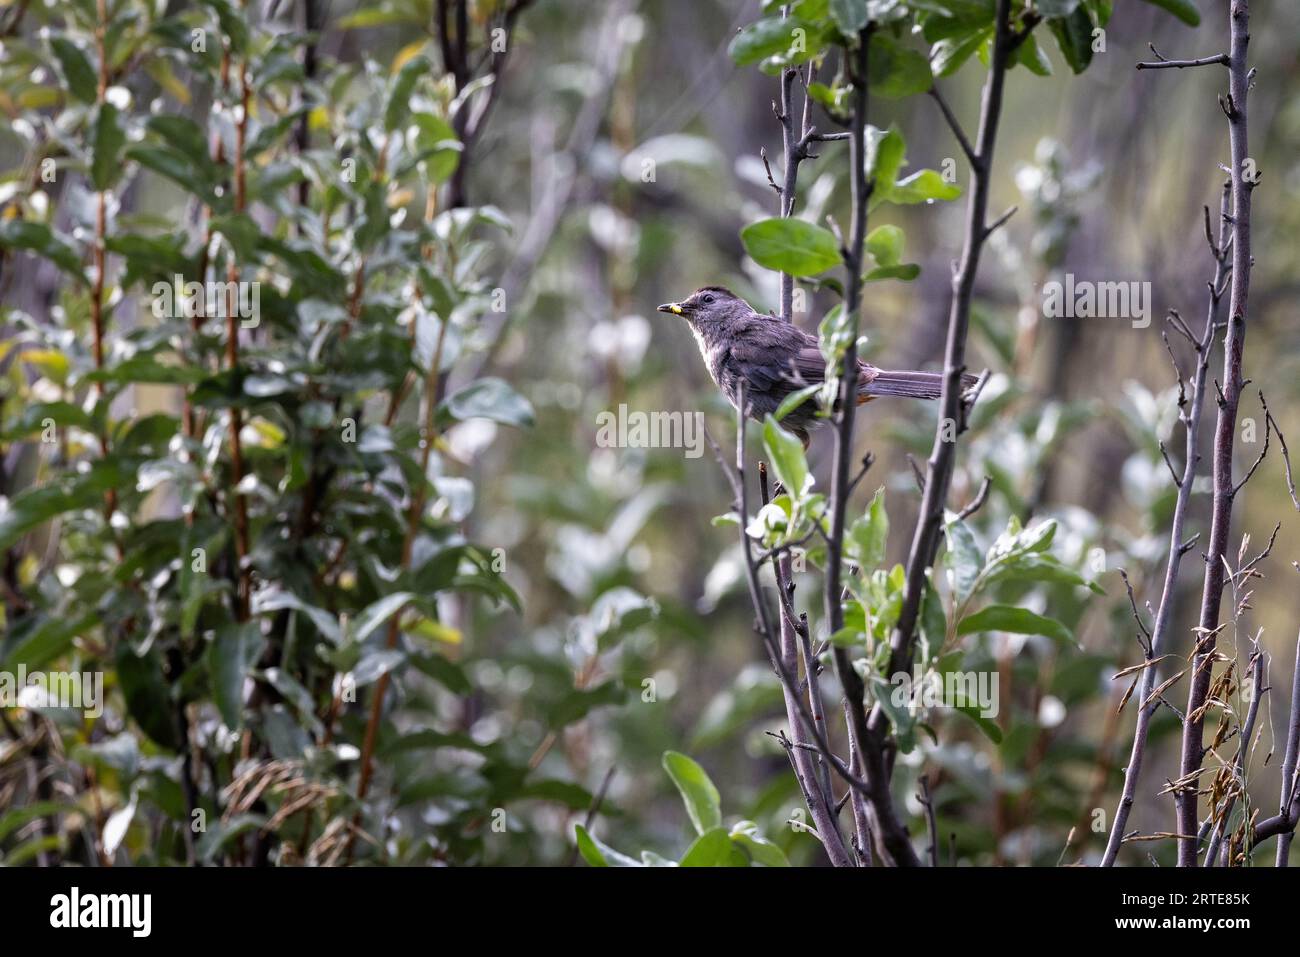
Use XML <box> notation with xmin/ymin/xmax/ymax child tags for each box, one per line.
<box><xmin>729</xmin><ymin>820</ymin><xmax>791</xmax><ymax>866</ymax></box>
<box><xmin>206</xmin><ymin>0</ymin><xmax>250</xmax><ymax>53</ymax></box>
<box><xmin>0</xmin><ymin>613</ymin><xmax>94</xmax><ymax>674</ymax></box>
<box><xmin>662</xmin><ymin>751</ymin><xmax>722</xmax><ymax>836</ymax></box>
<box><xmin>196</xmin><ymin>813</ymin><xmax>265</xmax><ymax>863</ymax></box>
<box><xmin>863</xmin><ymin>223</ymin><xmax>921</xmax><ymax>281</ymax></box>
<box><xmin>1087</xmin><ymin>0</ymin><xmax>1113</xmax><ymax>25</ymax></box>
<box><xmin>517</xmin><ymin>779</ymin><xmax>597</xmax><ymax>810</ymax></box>
<box><xmin>114</xmin><ymin>643</ymin><xmax>181</xmax><ymax>751</ymax></box>
<box><xmin>865</xmin><ymin>224</ymin><xmax>904</xmax><ymax>266</ymax></box>
<box><xmin>350</xmin><ymin>592</ymin><xmax>416</xmax><ymax>644</ymax></box>
<box><xmin>126</xmin><ymin>144</ymin><xmax>217</xmax><ymax>205</ymax></box>
<box><xmin>930</xmin><ymin>26</ymin><xmax>992</xmax><ymax>77</ymax></box>
<box><xmin>881</xmin><ymin>169</ymin><xmax>962</xmax><ymax>208</ymax></box>
<box><xmin>727</xmin><ymin>17</ymin><xmax>818</xmax><ymax>66</ymax></box>
<box><xmin>1139</xmin><ymin>0</ymin><xmax>1199</xmax><ymax>27</ymax></box>
<box><xmin>762</xmin><ymin>415</ymin><xmax>810</xmax><ymax>497</ymax></box>
<box><xmin>1</xmin><ymin>400</ymin><xmax>95</xmax><ymax>441</ymax></box>
<box><xmin>49</xmin><ymin>37</ymin><xmax>98</xmax><ymax>103</ymax></box>
<box><xmin>84</xmin><ymin>355</ymin><xmax>206</xmax><ymax>387</ymax></box>
<box><xmin>956</xmin><ymin>604</ymin><xmax>1075</xmax><ymax>647</ymax></box>
<box><xmin>829</xmin><ymin>0</ymin><xmax>869</xmax><ymax>36</ymax></box>
<box><xmin>920</xmin><ymin>576</ymin><xmax>948</xmax><ymax>648</ymax></box>
<box><xmin>741</xmin><ymin>218</ymin><xmax>842</xmax><ymax>277</ymax></box>
<box><xmin>90</xmin><ymin>103</ymin><xmax>126</xmax><ymax>192</ymax></box>
<box><xmin>1048</xmin><ymin>7</ymin><xmax>1094</xmax><ymax>74</ymax></box>
<box><xmin>351</xmin><ymin>647</ymin><xmax>406</xmax><ymax>687</ymax></box>
<box><xmin>338</xmin><ymin>7</ymin><xmax>422</xmax><ymax>28</ymax></box>
<box><xmin>847</xmin><ymin>487</ymin><xmax>888</xmax><ymax>569</ymax></box>
<box><xmin>945</xmin><ymin>517</ymin><xmax>984</xmax><ymax>604</ymax></box>
<box><xmin>818</xmin><ymin>303</ymin><xmax>851</xmax><ymax>364</ymax></box>
<box><xmin>0</xmin><ymin>220</ymin><xmax>84</xmax><ymax>278</ymax></box>
<box><xmin>146</xmin><ymin>114</ymin><xmax>212</xmax><ymax>172</ymax></box>
<box><xmin>0</xmin><ymin>802</ymin><xmax>72</xmax><ymax>844</ymax></box>
<box><xmin>868</xmin><ymin>33</ymin><xmax>933</xmax><ymax>99</ymax></box>
<box><xmin>575</xmin><ymin>824</ymin><xmax>642</xmax><ymax>867</ymax></box>
<box><xmin>589</xmin><ymin>587</ymin><xmax>658</xmax><ymax>649</ymax></box>
<box><xmin>245</xmin><ymin>109</ymin><xmax>305</xmax><ymax>157</ymax></box>
<box><xmin>865</xmin><ymin>126</ymin><xmax>906</xmax><ymax>194</ymax></box>
<box><xmin>0</xmin><ymin>477</ymin><xmax>104</xmax><ymax>551</ymax></box>
<box><xmin>207</xmin><ymin>622</ymin><xmax>265</xmax><ymax>731</ymax></box>
<box><xmin>871</xmin><ymin>673</ymin><xmax>916</xmax><ymax>753</ymax></box>
<box><xmin>385</xmin><ymin>55</ymin><xmax>428</xmax><ymax>131</ymax></box>
<box><xmin>1014</xmin><ymin>30</ymin><xmax>1054</xmax><ymax>76</ymax></box>
<box><xmin>806</xmin><ymin>81</ymin><xmax>848</xmax><ymax>113</ymax></box>
<box><xmin>774</xmin><ymin>383</ymin><xmax>821</xmax><ymax>422</ymax></box>
<box><xmin>679</xmin><ymin>826</ymin><xmax>743</xmax><ymax>866</ymax></box>
<box><xmin>438</xmin><ymin>377</ymin><xmax>536</xmax><ymax>428</ymax></box>
<box><xmin>865</xmin><ymin>126</ymin><xmax>962</xmax><ymax>211</ymax></box>
<box><xmin>409</xmin><ymin>651</ymin><xmax>473</xmax><ymax>694</ymax></box>
<box><xmin>408</xmin><ymin>113</ymin><xmax>462</xmax><ymax>184</ymax></box>
<box><xmin>864</xmin><ymin>263</ymin><xmax>921</xmax><ymax>282</ymax></box>
<box><xmin>987</xmin><ymin>553</ymin><xmax>1103</xmax><ymax>594</ymax></box>
<box><xmin>2</xmin><ymin>834</ymin><xmax>63</xmax><ymax>864</ymax></box>
<box><xmin>954</xmin><ymin>703</ymin><xmax>1003</xmax><ymax>743</ymax></box>
<box><xmin>546</xmin><ymin>682</ymin><xmax>626</xmax><ymax>727</ymax></box>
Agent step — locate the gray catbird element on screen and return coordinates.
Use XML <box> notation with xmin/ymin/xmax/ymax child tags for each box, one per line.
<box><xmin>658</xmin><ymin>286</ymin><xmax>977</xmax><ymax>446</ymax></box>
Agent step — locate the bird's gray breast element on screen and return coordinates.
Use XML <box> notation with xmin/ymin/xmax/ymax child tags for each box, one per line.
<box><xmin>704</xmin><ymin>341</ymin><xmax>742</xmax><ymax>409</ymax></box>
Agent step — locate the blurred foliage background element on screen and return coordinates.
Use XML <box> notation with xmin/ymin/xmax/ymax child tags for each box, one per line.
<box><xmin>1</xmin><ymin>0</ymin><xmax>1298</xmax><ymax>866</ymax></box>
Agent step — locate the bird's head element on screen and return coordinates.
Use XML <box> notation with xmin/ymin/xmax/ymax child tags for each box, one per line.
<box><xmin>657</xmin><ymin>286</ymin><xmax>750</xmax><ymax>330</ymax></box>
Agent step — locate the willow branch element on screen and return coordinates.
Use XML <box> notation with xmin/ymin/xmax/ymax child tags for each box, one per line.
<box><xmin>1177</xmin><ymin>0</ymin><xmax>1254</xmax><ymax>867</ymax></box>
<box><xmin>1101</xmin><ymin>183</ymin><xmax>1230</xmax><ymax>867</ymax></box>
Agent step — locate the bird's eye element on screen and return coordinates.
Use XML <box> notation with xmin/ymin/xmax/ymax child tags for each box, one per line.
<box><xmin>702</xmin><ymin>294</ymin><xmax>715</xmax><ymax>304</ymax></box>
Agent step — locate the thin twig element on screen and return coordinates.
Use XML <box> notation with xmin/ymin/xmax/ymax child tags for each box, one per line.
<box><xmin>1177</xmin><ymin>1</ymin><xmax>1256</xmax><ymax>864</ymax></box>
<box><xmin>1136</xmin><ymin>44</ymin><xmax>1229</xmax><ymax>70</ymax></box>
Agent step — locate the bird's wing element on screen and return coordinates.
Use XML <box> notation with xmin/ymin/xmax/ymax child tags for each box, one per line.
<box><xmin>729</xmin><ymin>316</ymin><xmax>824</xmax><ymax>393</ymax></box>
<box><xmin>729</xmin><ymin>315</ymin><xmax>874</xmax><ymax>391</ymax></box>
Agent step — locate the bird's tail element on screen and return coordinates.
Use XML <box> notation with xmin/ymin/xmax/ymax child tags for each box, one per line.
<box><xmin>858</xmin><ymin>369</ymin><xmax>979</xmax><ymax>402</ymax></box>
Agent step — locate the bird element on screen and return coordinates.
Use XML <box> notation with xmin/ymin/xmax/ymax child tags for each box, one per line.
<box><xmin>657</xmin><ymin>286</ymin><xmax>978</xmax><ymax>447</ymax></box>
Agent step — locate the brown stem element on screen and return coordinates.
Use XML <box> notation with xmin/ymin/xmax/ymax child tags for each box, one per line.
<box><xmin>1177</xmin><ymin>0</ymin><xmax>1253</xmax><ymax>867</ymax></box>
<box><xmin>1101</xmin><ymin>185</ymin><xmax>1229</xmax><ymax>866</ymax></box>
<box><xmin>870</xmin><ymin>0</ymin><xmax>1012</xmax><ymax>743</ymax></box>
<box><xmin>225</xmin><ymin>60</ymin><xmax>251</xmax><ymax>621</ymax></box>
<box><xmin>345</xmin><ymin>313</ymin><xmax>450</xmax><ymax>863</ymax></box>
<box><xmin>820</xmin><ymin>26</ymin><xmax>920</xmax><ymax>868</ymax></box>
<box><xmin>90</xmin><ymin>0</ymin><xmax>115</xmax><ymax>526</ymax></box>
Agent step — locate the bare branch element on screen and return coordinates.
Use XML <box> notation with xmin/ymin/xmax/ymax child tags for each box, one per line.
<box><xmin>1232</xmin><ymin>403</ymin><xmax>1269</xmax><ymax>497</ymax></box>
<box><xmin>873</xmin><ymin>0</ymin><xmax>1015</xmax><ymax>764</ymax></box>
<box><xmin>1159</xmin><ymin>441</ymin><xmax>1183</xmax><ymax>489</ymax></box>
<box><xmin>1136</xmin><ymin>44</ymin><xmax>1229</xmax><ymax>70</ymax></box>
<box><xmin>821</xmin><ymin>21</ymin><xmax>920</xmax><ymax>868</ymax></box>
<box><xmin>983</xmin><ymin>204</ymin><xmax>1018</xmax><ymax>239</ymax></box>
<box><xmin>1176</xmin><ymin>2</ymin><xmax>1256</xmax><ymax>863</ymax></box>
<box><xmin>955</xmin><ymin>475</ymin><xmax>992</xmax><ymax>521</ymax></box>
<box><xmin>926</xmin><ymin>85</ymin><xmax>979</xmax><ymax>168</ymax></box>
<box><xmin>1118</xmin><ymin>568</ymin><xmax>1153</xmax><ymax>654</ymax></box>
<box><xmin>1239</xmin><ymin>522</ymin><xmax>1281</xmax><ymax>576</ymax></box>
<box><xmin>1103</xmin><ymin>125</ymin><xmax>1234</xmax><ymax>866</ymax></box>
<box><xmin>918</xmin><ymin>775</ymin><xmax>940</xmax><ymax>868</ymax></box>
<box><xmin>1259</xmin><ymin>391</ymin><xmax>1300</xmax><ymax>510</ymax></box>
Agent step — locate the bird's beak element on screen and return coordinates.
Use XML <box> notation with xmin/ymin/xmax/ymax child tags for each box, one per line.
<box><xmin>657</xmin><ymin>302</ymin><xmax>683</xmax><ymax>315</ymax></box>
